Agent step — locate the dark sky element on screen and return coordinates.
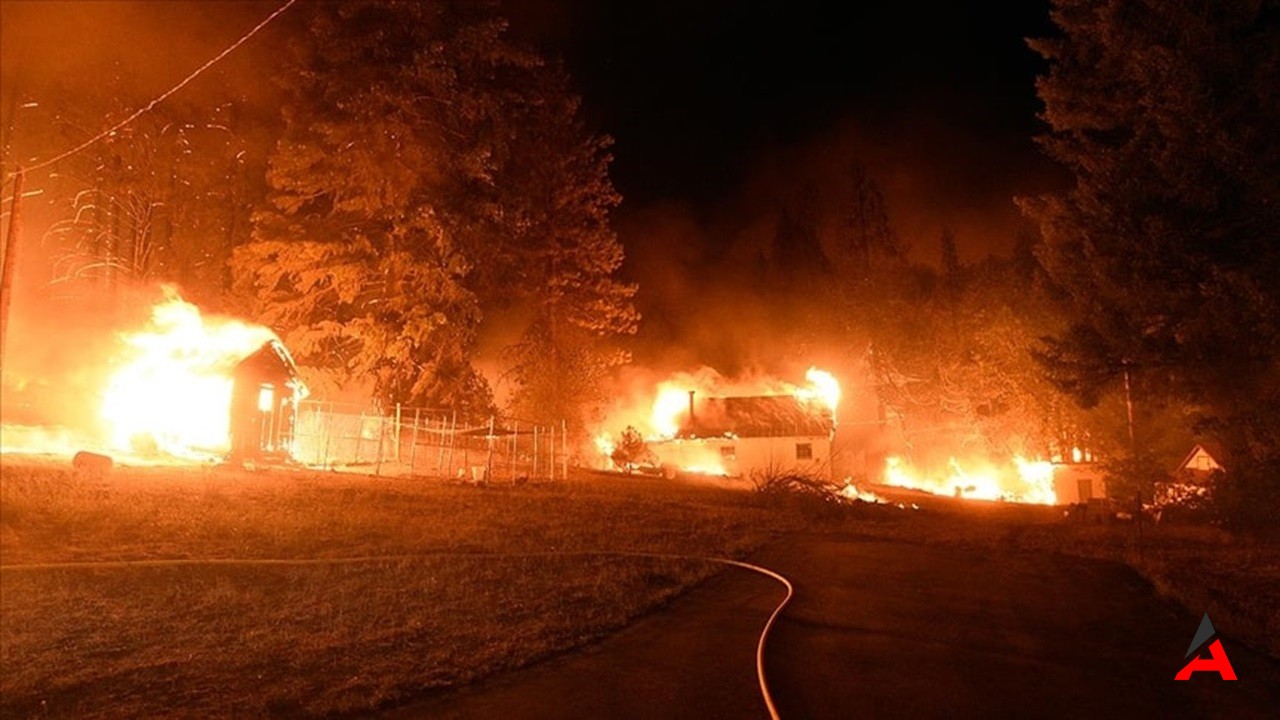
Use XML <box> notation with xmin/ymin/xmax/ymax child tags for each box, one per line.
<box><xmin>2</xmin><ymin>0</ymin><xmax>1067</xmax><ymax>375</ymax></box>
<box><xmin>520</xmin><ymin>1</ymin><xmax>1054</xmax><ymax>201</ymax></box>
<box><xmin>3</xmin><ymin>0</ymin><xmax>1061</xmax><ymax>258</ymax></box>
<box><xmin>511</xmin><ymin>0</ymin><xmax>1064</xmax><ymax>262</ymax></box>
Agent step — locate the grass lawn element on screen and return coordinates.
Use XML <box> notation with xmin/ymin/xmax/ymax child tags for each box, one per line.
<box><xmin>3</xmin><ymin>459</ymin><xmax>1273</xmax><ymax>718</ymax></box>
<box><xmin>0</xmin><ymin>459</ymin><xmax>816</xmax><ymax>718</ymax></box>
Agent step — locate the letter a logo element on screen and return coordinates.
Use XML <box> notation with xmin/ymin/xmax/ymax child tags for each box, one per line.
<box><xmin>1175</xmin><ymin>614</ymin><xmax>1237</xmax><ymax>681</ymax></box>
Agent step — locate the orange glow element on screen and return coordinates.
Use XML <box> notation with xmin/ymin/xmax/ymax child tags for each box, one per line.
<box><xmin>257</xmin><ymin>385</ymin><xmax>275</xmax><ymax>413</ymax></box>
<box><xmin>100</xmin><ymin>290</ymin><xmax>279</xmax><ymax>457</ymax></box>
<box><xmin>881</xmin><ymin>455</ymin><xmax>1057</xmax><ymax>505</ymax></box>
<box><xmin>797</xmin><ymin>366</ymin><xmax>840</xmax><ymax>420</ymax></box>
<box><xmin>650</xmin><ymin>383</ymin><xmax>694</xmax><ymax>438</ymax></box>
<box><xmin>593</xmin><ymin>367</ymin><xmax>842</xmax><ymax>476</ymax></box>
<box><xmin>593</xmin><ymin>432</ymin><xmax>616</xmax><ymax>458</ymax></box>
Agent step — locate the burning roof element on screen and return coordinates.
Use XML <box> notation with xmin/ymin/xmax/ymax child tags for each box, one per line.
<box><xmin>680</xmin><ymin>394</ymin><xmax>834</xmax><ymax>439</ymax></box>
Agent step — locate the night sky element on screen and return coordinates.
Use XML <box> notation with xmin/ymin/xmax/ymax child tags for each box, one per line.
<box><xmin>3</xmin><ymin>0</ymin><xmax>1062</xmax><ymax>256</ymax></box>
<box><xmin>2</xmin><ymin>0</ymin><xmax>1066</xmax><ymax>369</ymax></box>
<box><xmin>522</xmin><ymin>1</ymin><xmax>1056</xmax><ymax>203</ymax></box>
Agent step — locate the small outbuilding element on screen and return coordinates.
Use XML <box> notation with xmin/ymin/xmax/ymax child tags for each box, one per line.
<box><xmin>229</xmin><ymin>340</ymin><xmax>307</xmax><ymax>461</ymax></box>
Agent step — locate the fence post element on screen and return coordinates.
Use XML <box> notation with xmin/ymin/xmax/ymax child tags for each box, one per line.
<box><xmin>323</xmin><ymin>402</ymin><xmax>334</xmax><ymax>470</ymax></box>
<box><xmin>375</xmin><ymin>413</ymin><xmax>386</xmax><ymax>478</ymax></box>
<box><xmin>562</xmin><ymin>419</ymin><xmax>568</xmax><ymax>480</ymax></box>
<box><xmin>395</xmin><ymin>403</ymin><xmax>402</xmax><ymax>462</ymax></box>
<box><xmin>352</xmin><ymin>411</ymin><xmax>364</xmax><ymax>466</ymax></box>
<box><xmin>410</xmin><ymin>407</ymin><xmax>420</xmax><ymax>476</ymax></box>
<box><xmin>447</xmin><ymin>411</ymin><xmax>457</xmax><ymax>479</ymax></box>
<box><xmin>511</xmin><ymin>420</ymin><xmax>518</xmax><ymax>481</ymax></box>
<box><xmin>436</xmin><ymin>415</ymin><xmax>446</xmax><ymax>475</ymax></box>
<box><xmin>485</xmin><ymin>416</ymin><xmax>495</xmax><ymax>486</ymax></box>
<box><xmin>533</xmin><ymin>425</ymin><xmax>539</xmax><ymax>479</ymax></box>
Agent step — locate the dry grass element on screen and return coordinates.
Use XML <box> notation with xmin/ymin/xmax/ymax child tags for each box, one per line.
<box><xmin>0</xmin><ymin>459</ymin><xmax>807</xmax><ymax>718</ymax></box>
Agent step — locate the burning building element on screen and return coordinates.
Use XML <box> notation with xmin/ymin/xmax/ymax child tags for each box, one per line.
<box><xmin>647</xmin><ymin>390</ymin><xmax>836</xmax><ymax>480</ymax></box>
<box><xmin>0</xmin><ymin>288</ymin><xmax>308</xmax><ymax>464</ymax></box>
<box><xmin>229</xmin><ymin>340</ymin><xmax>307</xmax><ymax>462</ymax></box>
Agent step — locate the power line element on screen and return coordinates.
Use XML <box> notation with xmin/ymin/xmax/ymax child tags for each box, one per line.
<box><xmin>6</xmin><ymin>0</ymin><xmax>298</xmax><ymax>180</ymax></box>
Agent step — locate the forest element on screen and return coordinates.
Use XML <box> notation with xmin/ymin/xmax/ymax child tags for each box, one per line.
<box><xmin>2</xmin><ymin>0</ymin><xmax>1277</xmax><ymax>524</ymax></box>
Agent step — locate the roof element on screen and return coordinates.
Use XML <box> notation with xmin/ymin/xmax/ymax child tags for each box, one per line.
<box><xmin>679</xmin><ymin>395</ymin><xmax>833</xmax><ymax>439</ymax></box>
<box><xmin>234</xmin><ymin>340</ymin><xmax>305</xmax><ymax>388</ymax></box>
<box><xmin>1178</xmin><ymin>442</ymin><xmax>1224</xmax><ymax>473</ymax></box>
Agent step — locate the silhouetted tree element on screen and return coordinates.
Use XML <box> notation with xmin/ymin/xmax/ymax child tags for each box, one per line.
<box><xmin>1023</xmin><ymin>0</ymin><xmax>1280</xmax><ymax>522</ymax></box>
<box><xmin>771</xmin><ymin>183</ymin><xmax>830</xmax><ymax>283</ymax></box>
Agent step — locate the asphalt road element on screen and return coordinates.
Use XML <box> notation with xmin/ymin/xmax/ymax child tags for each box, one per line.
<box><xmin>381</xmin><ymin>534</ymin><xmax>1280</xmax><ymax>719</ymax></box>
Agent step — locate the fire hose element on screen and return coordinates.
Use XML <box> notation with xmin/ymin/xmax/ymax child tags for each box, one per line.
<box><xmin>2</xmin><ymin>551</ymin><xmax>793</xmax><ymax>719</ymax></box>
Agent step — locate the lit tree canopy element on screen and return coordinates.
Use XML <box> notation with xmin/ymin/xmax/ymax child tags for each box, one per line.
<box><xmin>233</xmin><ymin>1</ymin><xmax>634</xmax><ymax>418</ymax></box>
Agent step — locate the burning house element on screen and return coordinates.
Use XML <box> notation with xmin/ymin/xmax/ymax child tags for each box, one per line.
<box><xmin>648</xmin><ymin>391</ymin><xmax>836</xmax><ymax>480</ymax></box>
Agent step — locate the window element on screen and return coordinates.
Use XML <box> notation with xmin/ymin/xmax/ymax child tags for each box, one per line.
<box><xmin>795</xmin><ymin>443</ymin><xmax>813</xmax><ymax>460</ymax></box>
<box><xmin>720</xmin><ymin>445</ymin><xmax>736</xmax><ymax>460</ymax></box>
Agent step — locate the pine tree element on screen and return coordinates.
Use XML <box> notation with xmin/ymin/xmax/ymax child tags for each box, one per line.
<box><xmin>1023</xmin><ymin>0</ymin><xmax>1280</xmax><ymax>521</ymax></box>
<box><xmin>234</xmin><ymin>1</ymin><xmax>635</xmax><ymax>424</ymax></box>
<box><xmin>500</xmin><ymin>88</ymin><xmax>638</xmax><ymax>429</ymax></box>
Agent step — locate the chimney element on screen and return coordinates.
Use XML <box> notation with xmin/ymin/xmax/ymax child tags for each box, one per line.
<box><xmin>687</xmin><ymin>390</ymin><xmax>696</xmax><ymax>430</ymax></box>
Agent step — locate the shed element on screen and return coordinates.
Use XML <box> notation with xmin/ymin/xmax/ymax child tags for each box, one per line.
<box><xmin>229</xmin><ymin>340</ymin><xmax>307</xmax><ymax>461</ymax></box>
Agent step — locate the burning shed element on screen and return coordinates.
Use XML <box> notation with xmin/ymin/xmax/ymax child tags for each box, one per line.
<box><xmin>229</xmin><ymin>340</ymin><xmax>307</xmax><ymax>462</ymax></box>
<box><xmin>649</xmin><ymin>393</ymin><xmax>836</xmax><ymax>479</ymax></box>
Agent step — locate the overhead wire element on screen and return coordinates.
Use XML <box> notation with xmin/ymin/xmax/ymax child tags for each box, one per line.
<box><xmin>5</xmin><ymin>0</ymin><xmax>298</xmax><ymax>181</ymax></box>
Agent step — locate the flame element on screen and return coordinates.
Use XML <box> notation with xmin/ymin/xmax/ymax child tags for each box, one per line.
<box><xmin>650</xmin><ymin>383</ymin><xmax>693</xmax><ymax>438</ymax></box>
<box><xmin>881</xmin><ymin>455</ymin><xmax>1057</xmax><ymax>505</ymax></box>
<box><xmin>797</xmin><ymin>366</ymin><xmax>840</xmax><ymax>420</ymax></box>
<box><xmin>592</xmin><ymin>366</ymin><xmax>841</xmax><ymax>477</ymax></box>
<box><xmin>593</xmin><ymin>432</ymin><xmax>616</xmax><ymax>458</ymax></box>
<box><xmin>100</xmin><ymin>291</ymin><xmax>278</xmax><ymax>457</ymax></box>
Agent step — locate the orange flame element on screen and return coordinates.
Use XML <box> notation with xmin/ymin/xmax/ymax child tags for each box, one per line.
<box><xmin>594</xmin><ymin>366</ymin><xmax>842</xmax><ymax>477</ymax></box>
<box><xmin>100</xmin><ymin>290</ymin><xmax>278</xmax><ymax>457</ymax></box>
<box><xmin>882</xmin><ymin>455</ymin><xmax>1057</xmax><ymax>505</ymax></box>
<box><xmin>797</xmin><ymin>366</ymin><xmax>840</xmax><ymax>421</ymax></box>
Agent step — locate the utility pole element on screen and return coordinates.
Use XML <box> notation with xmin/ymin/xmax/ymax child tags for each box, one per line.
<box><xmin>0</xmin><ymin>167</ymin><xmax>25</xmax><ymax>369</ymax></box>
<box><xmin>1124</xmin><ymin>363</ymin><xmax>1145</xmax><ymax>559</ymax></box>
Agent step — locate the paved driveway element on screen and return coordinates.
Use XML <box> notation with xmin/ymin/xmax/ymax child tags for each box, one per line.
<box><xmin>381</xmin><ymin>533</ymin><xmax>1280</xmax><ymax>719</ymax></box>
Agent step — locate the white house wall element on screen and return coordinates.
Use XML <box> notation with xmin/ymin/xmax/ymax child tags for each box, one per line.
<box><xmin>649</xmin><ymin>435</ymin><xmax>833</xmax><ymax>480</ymax></box>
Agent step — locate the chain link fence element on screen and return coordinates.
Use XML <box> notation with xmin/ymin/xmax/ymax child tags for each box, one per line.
<box><xmin>292</xmin><ymin>401</ymin><xmax>569</xmax><ymax>481</ymax></box>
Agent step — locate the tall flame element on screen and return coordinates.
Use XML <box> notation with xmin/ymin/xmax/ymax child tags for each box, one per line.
<box><xmin>882</xmin><ymin>455</ymin><xmax>1057</xmax><ymax>505</ymax></box>
<box><xmin>797</xmin><ymin>366</ymin><xmax>840</xmax><ymax>421</ymax></box>
<box><xmin>100</xmin><ymin>291</ymin><xmax>277</xmax><ymax>457</ymax></box>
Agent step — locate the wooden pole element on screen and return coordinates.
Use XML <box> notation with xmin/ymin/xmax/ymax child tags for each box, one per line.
<box><xmin>355</xmin><ymin>411</ymin><xmax>365</xmax><ymax>466</ymax></box>
<box><xmin>533</xmin><ymin>425</ymin><xmax>539</xmax><ymax>479</ymax></box>
<box><xmin>562</xmin><ymin>419</ymin><xmax>568</xmax><ymax>480</ymax></box>
<box><xmin>409</xmin><ymin>407</ymin><xmax>420</xmax><ymax>475</ymax></box>
<box><xmin>374</xmin><ymin>412</ymin><xmax>385</xmax><ymax>478</ymax></box>
<box><xmin>504</xmin><ymin>417</ymin><xmax>514</xmax><ymax>479</ymax></box>
<box><xmin>447</xmin><ymin>410</ymin><xmax>457</xmax><ymax>479</ymax></box>
<box><xmin>485</xmin><ymin>415</ymin><xmax>494</xmax><ymax>486</ymax></box>
<box><xmin>323</xmin><ymin>402</ymin><xmax>333</xmax><ymax>469</ymax></box>
<box><xmin>436</xmin><ymin>415</ymin><xmax>446</xmax><ymax>475</ymax></box>
<box><xmin>0</xmin><ymin>167</ymin><xmax>25</xmax><ymax>368</ymax></box>
<box><xmin>394</xmin><ymin>403</ymin><xmax>402</xmax><ymax>462</ymax></box>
